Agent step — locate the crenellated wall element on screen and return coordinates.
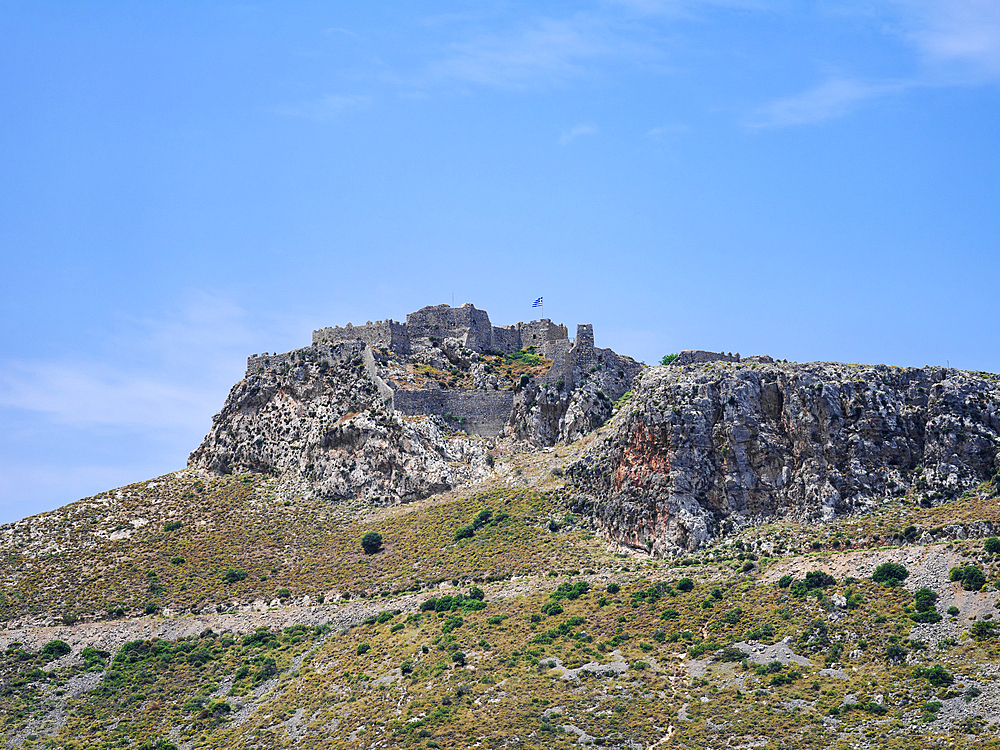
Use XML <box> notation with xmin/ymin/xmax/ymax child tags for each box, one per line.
<box><xmin>312</xmin><ymin>319</ymin><xmax>410</xmax><ymax>355</ymax></box>
<box><xmin>405</xmin><ymin>303</ymin><xmax>494</xmax><ymax>352</ymax></box>
<box><xmin>296</xmin><ymin>303</ymin><xmax>639</xmax><ymax>437</ymax></box>
<box><xmin>670</xmin><ymin>350</ymin><xmax>742</xmax><ymax>367</ymax></box>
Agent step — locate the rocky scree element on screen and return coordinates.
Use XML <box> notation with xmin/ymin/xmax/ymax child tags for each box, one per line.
<box><xmin>568</xmin><ymin>361</ymin><xmax>1000</xmax><ymax>556</ymax></box>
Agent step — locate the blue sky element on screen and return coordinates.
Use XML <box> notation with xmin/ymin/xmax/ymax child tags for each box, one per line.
<box><xmin>2</xmin><ymin>1</ymin><xmax>999</xmax><ymax>523</ymax></box>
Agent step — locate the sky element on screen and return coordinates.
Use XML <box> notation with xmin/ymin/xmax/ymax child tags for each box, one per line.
<box><xmin>1</xmin><ymin>0</ymin><xmax>999</xmax><ymax>524</ymax></box>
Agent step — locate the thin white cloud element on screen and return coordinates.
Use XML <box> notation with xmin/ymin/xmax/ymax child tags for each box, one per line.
<box><xmin>646</xmin><ymin>122</ymin><xmax>689</xmax><ymax>139</ymax></box>
<box><xmin>898</xmin><ymin>0</ymin><xmax>1000</xmax><ymax>78</ymax></box>
<box><xmin>607</xmin><ymin>0</ymin><xmax>773</xmax><ymax>17</ymax></box>
<box><xmin>747</xmin><ymin>77</ymin><xmax>910</xmax><ymax>128</ymax></box>
<box><xmin>560</xmin><ymin>123</ymin><xmax>600</xmax><ymax>144</ymax></box>
<box><xmin>275</xmin><ymin>93</ymin><xmax>371</xmax><ymax>121</ymax></box>
<box><xmin>0</xmin><ymin>292</ymin><xmax>283</xmax><ymax>433</ymax></box>
<box><xmin>425</xmin><ymin>15</ymin><xmax>648</xmax><ymax>90</ymax></box>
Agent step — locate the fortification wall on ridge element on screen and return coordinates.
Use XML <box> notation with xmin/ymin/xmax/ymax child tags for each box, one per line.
<box><xmin>312</xmin><ymin>319</ymin><xmax>410</xmax><ymax>355</ymax></box>
<box><xmin>245</xmin><ymin>342</ymin><xmax>364</xmax><ymax>378</ymax></box>
<box><xmin>406</xmin><ymin>303</ymin><xmax>494</xmax><ymax>352</ymax></box>
<box><xmin>491</xmin><ymin>325</ymin><xmax>522</xmax><ymax>355</ymax></box>
<box><xmin>520</xmin><ymin>319</ymin><xmax>568</xmax><ymax>355</ymax></box>
<box><xmin>393</xmin><ymin>389</ymin><xmax>514</xmax><ymax>438</ymax></box>
<box><xmin>296</xmin><ymin>305</ymin><xmax>642</xmax><ymax>433</ymax></box>
<box><xmin>671</xmin><ymin>350</ymin><xmax>741</xmax><ymax>367</ymax></box>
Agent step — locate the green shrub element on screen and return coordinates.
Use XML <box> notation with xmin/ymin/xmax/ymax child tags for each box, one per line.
<box><xmin>676</xmin><ymin>578</ymin><xmax>694</xmax><ymax>592</ymax></box>
<box><xmin>357</xmin><ymin>642</ymin><xmax>371</xmax><ymax>655</ymax></box>
<box><xmin>361</xmin><ymin>531</ymin><xmax>383</xmax><ymax>554</ymax></box>
<box><xmin>947</xmin><ymin>606</ymin><xmax>960</xmax><ymax>616</ymax></box>
<box><xmin>950</xmin><ymin>565</ymin><xmax>986</xmax><ymax>591</ymax></box>
<box><xmin>254</xmin><ymin>656</ymin><xmax>278</xmax><ymax>681</ymax></box>
<box><xmin>872</xmin><ymin>562</ymin><xmax>909</xmax><ymax>587</ymax></box>
<box><xmin>744</xmin><ymin>623</ymin><xmax>775</xmax><ymax>642</ymax></box>
<box><xmin>913</xmin><ymin>664</ymin><xmax>954</xmax><ymax>687</ymax></box>
<box><xmin>660</xmin><ymin>608</ymin><xmax>679</xmax><ymax>620</ymax></box>
<box><xmin>984</xmin><ymin>537</ymin><xmax>1000</xmax><ymax>554</ymax></box>
<box><xmin>541</xmin><ymin>602</ymin><xmax>563</xmax><ymax>617</ymax></box>
<box><xmin>442</xmin><ymin>616</ymin><xmax>464</xmax><ymax>634</ymax></box>
<box><xmin>971</xmin><ymin>620</ymin><xmax>1000</xmax><ymax>640</ymax></box>
<box><xmin>606</xmin><ymin>583</ymin><xmax>620</xmax><ymax>595</ymax></box>
<box><xmin>277</xmin><ymin>587</ymin><xmax>291</xmax><ymax>600</ymax></box>
<box><xmin>777</xmin><ymin>575</ymin><xmax>794</xmax><ymax>588</ymax></box>
<box><xmin>144</xmin><ymin>602</ymin><xmax>159</xmax><ymax>616</ymax></box>
<box><xmin>454</xmin><ymin>525</ymin><xmax>476</xmax><ymax>541</ymax></box>
<box><xmin>660</xmin><ymin>354</ymin><xmax>679</xmax><ymax>365</ymax></box>
<box><xmin>688</xmin><ymin>641</ymin><xmax>722</xmax><ymax>658</ymax></box>
<box><xmin>40</xmin><ymin>640</ymin><xmax>71</xmax><ymax>660</ymax></box>
<box><xmin>804</xmin><ymin>571</ymin><xmax>836</xmax><ymax>588</ymax></box>
<box><xmin>170</xmin><ymin>556</ymin><xmax>185</xmax><ymax>566</ymax></box>
<box><xmin>551</xmin><ymin>581</ymin><xmax>590</xmax><ymax>601</ymax></box>
<box><xmin>400</xmin><ymin>660</ymin><xmax>414</xmax><ymax>674</ymax></box>
<box><xmin>715</xmin><ymin>646</ymin><xmax>749</xmax><ymax>662</ymax></box>
<box><xmin>163</xmin><ymin>521</ymin><xmax>183</xmax><ymax>532</ymax></box>
<box><xmin>451</xmin><ymin>651</ymin><xmax>466</xmax><ymax>666</ymax></box>
<box><xmin>885</xmin><ymin>643</ymin><xmax>907</xmax><ymax>662</ymax></box>
<box><xmin>222</xmin><ymin>568</ymin><xmax>248</xmax><ymax>584</ymax></box>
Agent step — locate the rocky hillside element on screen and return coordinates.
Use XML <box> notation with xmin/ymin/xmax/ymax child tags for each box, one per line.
<box><xmin>188</xmin><ymin>341</ymin><xmax>493</xmax><ymax>504</ymax></box>
<box><xmin>569</xmin><ymin>361</ymin><xmax>1000</xmax><ymax>556</ymax></box>
<box><xmin>189</xmin><ymin>335</ymin><xmax>638</xmax><ymax>505</ymax></box>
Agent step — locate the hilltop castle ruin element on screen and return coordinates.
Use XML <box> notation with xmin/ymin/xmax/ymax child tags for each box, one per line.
<box><xmin>246</xmin><ymin>303</ymin><xmax>641</xmax><ymax>439</ymax></box>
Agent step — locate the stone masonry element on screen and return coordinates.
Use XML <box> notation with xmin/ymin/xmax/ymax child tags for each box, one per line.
<box><xmin>249</xmin><ymin>303</ymin><xmax>643</xmax><ymax>439</ymax></box>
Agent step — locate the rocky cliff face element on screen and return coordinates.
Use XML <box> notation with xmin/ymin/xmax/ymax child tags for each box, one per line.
<box><xmin>568</xmin><ymin>361</ymin><xmax>1000</xmax><ymax>555</ymax></box>
<box><xmin>189</xmin><ymin>341</ymin><xmax>492</xmax><ymax>504</ymax></box>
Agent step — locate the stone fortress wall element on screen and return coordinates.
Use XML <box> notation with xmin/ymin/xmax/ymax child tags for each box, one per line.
<box><xmin>669</xmin><ymin>350</ymin><xmax>775</xmax><ymax>367</ymax></box>
<box><xmin>312</xmin><ymin>318</ymin><xmax>410</xmax><ymax>355</ymax></box>
<box><xmin>249</xmin><ymin>303</ymin><xmax>643</xmax><ymax>439</ymax></box>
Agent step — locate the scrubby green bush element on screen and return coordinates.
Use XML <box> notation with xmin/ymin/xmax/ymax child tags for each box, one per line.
<box><xmin>606</xmin><ymin>583</ymin><xmax>620</xmax><ymax>595</ymax></box>
<box><xmin>984</xmin><ymin>537</ymin><xmax>1000</xmax><ymax>554</ymax></box>
<box><xmin>222</xmin><ymin>568</ymin><xmax>248</xmax><ymax>584</ymax></box>
<box><xmin>872</xmin><ymin>562</ymin><xmax>909</xmax><ymax>587</ymax></box>
<box><xmin>950</xmin><ymin>565</ymin><xmax>986</xmax><ymax>591</ymax></box>
<box><xmin>357</xmin><ymin>642</ymin><xmax>371</xmax><ymax>655</ymax></box>
<box><xmin>163</xmin><ymin>521</ymin><xmax>183</xmax><ymax>532</ymax></box>
<box><xmin>971</xmin><ymin>620</ymin><xmax>1000</xmax><ymax>640</ymax></box>
<box><xmin>676</xmin><ymin>578</ymin><xmax>694</xmax><ymax>592</ymax></box>
<box><xmin>715</xmin><ymin>646</ymin><xmax>749</xmax><ymax>662</ymax></box>
<box><xmin>361</xmin><ymin>531</ymin><xmax>383</xmax><ymax>554</ymax></box>
<box><xmin>40</xmin><ymin>640</ymin><xmax>71</xmax><ymax>660</ymax></box>
<box><xmin>885</xmin><ymin>643</ymin><xmax>907</xmax><ymax>662</ymax></box>
<box><xmin>551</xmin><ymin>581</ymin><xmax>589</xmax><ymax>601</ymax></box>
<box><xmin>777</xmin><ymin>575</ymin><xmax>794</xmax><ymax>588</ymax></box>
<box><xmin>909</xmin><ymin>587</ymin><xmax>942</xmax><ymax>622</ymax></box>
<box><xmin>913</xmin><ymin>664</ymin><xmax>954</xmax><ymax>687</ymax></box>
<box><xmin>744</xmin><ymin>623</ymin><xmax>775</xmax><ymax>642</ymax></box>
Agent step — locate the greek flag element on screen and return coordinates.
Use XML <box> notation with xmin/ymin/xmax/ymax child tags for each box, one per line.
<box><xmin>532</xmin><ymin>297</ymin><xmax>543</xmax><ymax>308</ymax></box>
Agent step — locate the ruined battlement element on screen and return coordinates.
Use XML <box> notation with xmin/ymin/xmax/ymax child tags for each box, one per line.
<box><xmin>312</xmin><ymin>318</ymin><xmax>410</xmax><ymax>355</ymax></box>
<box><xmin>309</xmin><ymin>303</ymin><xmax>587</xmax><ymax>365</ymax></box>
<box><xmin>298</xmin><ymin>303</ymin><xmax>640</xmax><ymax>437</ymax></box>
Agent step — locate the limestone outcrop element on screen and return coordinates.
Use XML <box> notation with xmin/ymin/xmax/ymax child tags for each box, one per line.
<box><xmin>568</xmin><ymin>361</ymin><xmax>1000</xmax><ymax>556</ymax></box>
<box><xmin>189</xmin><ymin>341</ymin><xmax>493</xmax><ymax>504</ymax></box>
<box><xmin>188</xmin><ymin>302</ymin><xmax>644</xmax><ymax>503</ymax></box>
